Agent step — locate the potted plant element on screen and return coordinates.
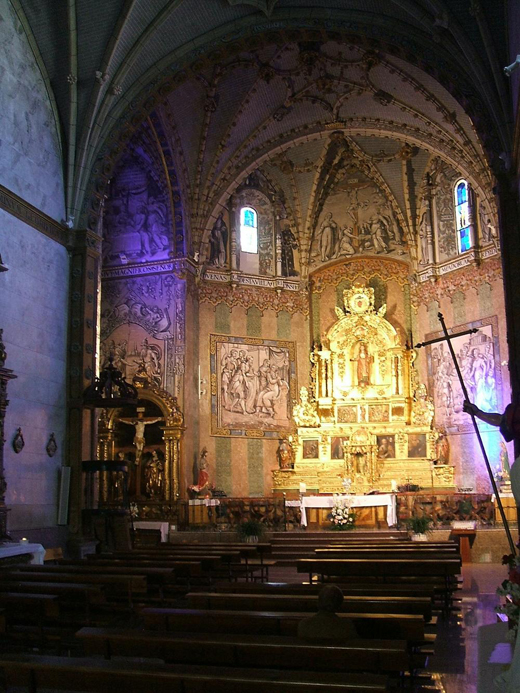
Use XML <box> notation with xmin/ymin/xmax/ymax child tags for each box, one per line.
<box><xmin>405</xmin><ymin>514</ymin><xmax>433</xmax><ymax>541</ymax></box>
<box><xmin>237</xmin><ymin>518</ymin><xmax>264</xmax><ymax>543</ymax></box>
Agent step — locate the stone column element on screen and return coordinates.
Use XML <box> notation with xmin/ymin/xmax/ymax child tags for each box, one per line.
<box><xmin>229</xmin><ymin>195</ymin><xmax>238</xmax><ymax>271</ymax></box>
<box><xmin>0</xmin><ymin>331</ymin><xmax>17</xmax><ymax>541</ymax></box>
<box><xmin>67</xmin><ymin>228</ymin><xmax>102</xmax><ymax>537</ymax></box>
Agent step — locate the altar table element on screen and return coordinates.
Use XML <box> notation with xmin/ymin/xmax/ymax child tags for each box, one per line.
<box><xmin>286</xmin><ymin>495</ymin><xmax>397</xmax><ymax>527</ymax></box>
<box><xmin>0</xmin><ymin>542</ymin><xmax>45</xmax><ymax>565</ymax></box>
<box><xmin>133</xmin><ymin>521</ymin><xmax>169</xmax><ymax>543</ymax></box>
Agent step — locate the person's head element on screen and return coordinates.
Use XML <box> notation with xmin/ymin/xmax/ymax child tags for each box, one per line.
<box><xmin>318</xmin><ymin>584</ymin><xmax>344</xmax><ymax>613</ymax></box>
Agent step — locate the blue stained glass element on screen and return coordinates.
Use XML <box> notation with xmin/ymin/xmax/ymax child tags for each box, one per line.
<box><xmin>459</xmin><ymin>228</ymin><xmax>471</xmax><ymax>252</ymax></box>
<box><xmin>244</xmin><ymin>209</ymin><xmax>255</xmax><ymax>227</ymax></box>
<box><xmin>457</xmin><ymin>182</ymin><xmax>467</xmax><ymax>206</ymax></box>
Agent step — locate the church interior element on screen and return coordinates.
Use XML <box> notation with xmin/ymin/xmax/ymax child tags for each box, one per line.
<box><xmin>1</xmin><ymin>0</ymin><xmax>520</xmax><ymax>690</ymax></box>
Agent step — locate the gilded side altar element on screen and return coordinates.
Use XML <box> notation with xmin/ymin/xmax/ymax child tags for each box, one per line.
<box><xmin>273</xmin><ymin>285</ymin><xmax>455</xmax><ymax>494</ymax></box>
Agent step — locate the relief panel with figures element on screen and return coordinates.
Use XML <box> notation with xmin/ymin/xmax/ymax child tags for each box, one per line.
<box><xmin>101</xmin><ymin>274</ymin><xmax>179</xmax><ymax>393</ymax></box>
<box><xmin>426</xmin><ymin>317</ymin><xmax>500</xmax><ymax>433</ymax></box>
<box><xmin>309</xmin><ymin>166</ymin><xmax>407</xmax><ymax>268</ymax></box>
<box><xmin>102</xmin><ymin>158</ymin><xmax>172</xmax><ymax>268</ymax></box>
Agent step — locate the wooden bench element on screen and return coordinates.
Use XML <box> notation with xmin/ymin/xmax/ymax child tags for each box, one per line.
<box><xmin>297</xmin><ymin>558</ymin><xmax>460</xmax><ymax>611</ymax></box>
<box><xmin>186</xmin><ymin>592</ymin><xmax>433</xmax><ymax>621</ymax></box>
<box><xmin>2</xmin><ymin>570</ymin><xmax>147</xmax><ymax>606</ymax></box>
<box><xmin>211</xmin><ymin>581</ymin><xmax>436</xmax><ymax>599</ymax></box>
<box><xmin>0</xmin><ymin>654</ymin><xmax>390</xmax><ymax>692</ymax></box>
<box><xmin>76</xmin><ymin>626</ymin><xmax>412</xmax><ymax>675</ymax></box>
<box><xmin>141</xmin><ymin>607</ymin><xmax>431</xmax><ymax>644</ymax></box>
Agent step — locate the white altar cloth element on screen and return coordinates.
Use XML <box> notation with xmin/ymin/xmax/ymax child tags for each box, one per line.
<box><xmin>0</xmin><ymin>542</ymin><xmax>45</xmax><ymax>565</ymax></box>
<box><xmin>133</xmin><ymin>521</ymin><xmax>169</xmax><ymax>543</ymax></box>
<box><xmin>188</xmin><ymin>499</ymin><xmax>220</xmax><ymax>507</ymax></box>
<box><xmin>286</xmin><ymin>494</ymin><xmax>397</xmax><ymax>527</ymax></box>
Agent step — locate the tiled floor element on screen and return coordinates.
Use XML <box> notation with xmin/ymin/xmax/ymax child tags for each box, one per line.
<box><xmin>268</xmin><ymin>563</ymin><xmax>506</xmax><ymax>693</ymax></box>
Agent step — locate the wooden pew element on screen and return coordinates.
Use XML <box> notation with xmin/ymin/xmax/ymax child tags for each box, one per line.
<box><xmin>0</xmin><ymin>654</ymin><xmax>390</xmax><ymax>692</ymax></box>
<box><xmin>17</xmin><ymin>563</ymin><xmax>177</xmax><ymax>600</ymax></box>
<box><xmin>76</xmin><ymin>627</ymin><xmax>411</xmax><ymax>676</ymax></box>
<box><xmin>1</xmin><ymin>570</ymin><xmax>147</xmax><ymax>605</ymax></box>
<box><xmin>0</xmin><ymin>581</ymin><xmax>104</xmax><ymax>623</ymax></box>
<box><xmin>297</xmin><ymin>557</ymin><xmax>460</xmax><ymax>611</ymax></box>
<box><xmin>314</xmin><ymin>549</ymin><xmax>461</xmax><ymax>565</ymax></box>
<box><xmin>141</xmin><ymin>607</ymin><xmax>430</xmax><ymax>644</ymax></box>
<box><xmin>211</xmin><ymin>582</ymin><xmax>436</xmax><ymax>600</ymax></box>
<box><xmin>186</xmin><ymin>592</ymin><xmax>433</xmax><ymax>621</ymax></box>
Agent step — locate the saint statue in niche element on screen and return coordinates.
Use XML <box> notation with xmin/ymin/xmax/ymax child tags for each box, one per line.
<box><xmin>145</xmin><ymin>449</ymin><xmax>164</xmax><ymax>498</ymax></box>
<box><xmin>209</xmin><ymin>213</ymin><xmax>228</xmax><ymax>267</ymax></box>
<box><xmin>117</xmin><ymin>409</ymin><xmax>164</xmax><ymax>464</ymax></box>
<box><xmin>352</xmin><ymin>341</ymin><xmax>373</xmax><ymax>386</ymax></box>
<box><xmin>280</xmin><ymin>225</ymin><xmax>299</xmax><ymax>276</ymax></box>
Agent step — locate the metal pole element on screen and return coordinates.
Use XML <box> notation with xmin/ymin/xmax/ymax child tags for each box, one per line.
<box><xmin>436</xmin><ymin>312</ymin><xmax>516</xmax><ymax>555</ymax></box>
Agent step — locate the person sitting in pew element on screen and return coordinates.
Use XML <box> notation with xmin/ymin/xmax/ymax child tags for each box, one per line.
<box><xmin>297</xmin><ymin>584</ymin><xmax>358</xmax><ymax>641</ymax></box>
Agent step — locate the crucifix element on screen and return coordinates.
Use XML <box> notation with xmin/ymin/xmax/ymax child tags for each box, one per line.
<box><xmin>117</xmin><ymin>408</ymin><xmax>164</xmax><ymax>465</ymax></box>
<box><xmin>416</xmin><ymin>313</ymin><xmax>516</xmax><ymax>555</ymax></box>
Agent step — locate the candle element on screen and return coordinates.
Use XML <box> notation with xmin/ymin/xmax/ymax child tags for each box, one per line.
<box><xmin>299</xmin><ymin>483</ymin><xmax>307</xmax><ymax>494</ymax></box>
<box><xmin>391</xmin><ymin>480</ymin><xmax>397</xmax><ymax>492</ymax></box>
<box><xmin>20</xmin><ymin>537</ymin><xmax>28</xmax><ymax>544</ymax></box>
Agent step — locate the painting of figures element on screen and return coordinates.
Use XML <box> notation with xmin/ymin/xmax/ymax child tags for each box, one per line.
<box><xmin>426</xmin><ymin>318</ymin><xmax>500</xmax><ymax>433</ymax></box>
<box><xmin>211</xmin><ymin>335</ymin><xmax>296</xmax><ymax>437</ymax></box>
<box><xmin>408</xmin><ymin>433</ymin><xmax>427</xmax><ymax>458</ymax></box>
<box><xmin>302</xmin><ymin>440</ymin><xmax>319</xmax><ymax>459</ymax></box>
<box><xmin>309</xmin><ymin>166</ymin><xmax>406</xmax><ymax>268</ymax></box>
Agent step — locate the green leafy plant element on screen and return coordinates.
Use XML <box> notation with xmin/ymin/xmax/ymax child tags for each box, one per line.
<box><xmin>236</xmin><ymin>518</ymin><xmax>264</xmax><ymax>540</ymax></box>
<box><xmin>405</xmin><ymin>514</ymin><xmax>433</xmax><ymax>535</ymax></box>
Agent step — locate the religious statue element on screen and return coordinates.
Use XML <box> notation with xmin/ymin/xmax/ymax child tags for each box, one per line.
<box><xmin>117</xmin><ymin>409</ymin><xmax>164</xmax><ymax>464</ymax></box>
<box><xmin>411</xmin><ymin>383</ymin><xmax>435</xmax><ymax>427</ymax></box>
<box><xmin>293</xmin><ymin>386</ymin><xmax>320</xmax><ymax>427</ymax></box>
<box><xmin>280</xmin><ymin>225</ymin><xmax>298</xmax><ymax>277</ymax></box>
<box><xmin>145</xmin><ymin>450</ymin><xmax>164</xmax><ymax>498</ymax></box>
<box><xmin>188</xmin><ymin>447</ymin><xmax>212</xmax><ymax>497</ymax></box>
<box><xmin>208</xmin><ymin>213</ymin><xmax>228</xmax><ymax>267</ymax></box>
<box><xmin>277</xmin><ymin>438</ymin><xmax>294</xmax><ymax>469</ymax></box>
<box><xmin>352</xmin><ymin>341</ymin><xmax>372</xmax><ymax>386</ymax></box>
<box><xmin>434</xmin><ymin>429</ymin><xmax>450</xmax><ymax>465</ymax></box>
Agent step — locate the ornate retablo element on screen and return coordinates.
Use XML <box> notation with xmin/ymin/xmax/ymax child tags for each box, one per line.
<box><xmin>273</xmin><ymin>284</ymin><xmax>455</xmax><ymax>494</ymax></box>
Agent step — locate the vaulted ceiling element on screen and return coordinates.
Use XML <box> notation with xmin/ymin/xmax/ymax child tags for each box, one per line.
<box><xmin>13</xmin><ymin>0</ymin><xmax>513</xmax><ymax>248</ymax></box>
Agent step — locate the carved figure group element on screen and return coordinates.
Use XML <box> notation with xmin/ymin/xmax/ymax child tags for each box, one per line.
<box><xmin>220</xmin><ymin>347</ymin><xmax>289</xmax><ymax>420</ymax></box>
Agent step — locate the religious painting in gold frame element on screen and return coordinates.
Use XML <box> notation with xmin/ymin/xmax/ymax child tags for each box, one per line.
<box><xmin>210</xmin><ymin>334</ymin><xmax>297</xmax><ymax>438</ymax></box>
<box><xmin>302</xmin><ymin>439</ymin><xmax>320</xmax><ymax>459</ymax></box>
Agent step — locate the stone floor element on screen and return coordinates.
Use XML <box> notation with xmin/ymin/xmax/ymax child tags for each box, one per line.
<box><xmin>268</xmin><ymin>562</ymin><xmax>507</xmax><ymax>693</ymax></box>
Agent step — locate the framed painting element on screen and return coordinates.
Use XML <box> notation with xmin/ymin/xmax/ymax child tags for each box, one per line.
<box><xmin>377</xmin><ymin>435</ymin><xmax>396</xmax><ymax>459</ymax></box>
<box><xmin>210</xmin><ymin>334</ymin><xmax>297</xmax><ymax>438</ymax></box>
<box><xmin>408</xmin><ymin>433</ymin><xmax>427</xmax><ymax>458</ymax></box>
<box><xmin>425</xmin><ymin>316</ymin><xmax>501</xmax><ymax>433</ymax></box>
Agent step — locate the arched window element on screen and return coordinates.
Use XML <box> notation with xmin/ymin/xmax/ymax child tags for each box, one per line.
<box><xmin>240</xmin><ymin>206</ymin><xmax>258</xmax><ymax>253</ymax></box>
<box><xmin>454</xmin><ymin>180</ymin><xmax>472</xmax><ymax>253</ymax></box>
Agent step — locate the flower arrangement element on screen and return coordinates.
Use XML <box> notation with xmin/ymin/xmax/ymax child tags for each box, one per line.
<box><xmin>129</xmin><ymin>502</ymin><xmax>139</xmax><ymax>519</ymax></box>
<box><xmin>497</xmin><ymin>553</ymin><xmax>520</xmax><ymax>637</ymax></box>
<box><xmin>330</xmin><ymin>482</ymin><xmax>356</xmax><ymax>530</ymax></box>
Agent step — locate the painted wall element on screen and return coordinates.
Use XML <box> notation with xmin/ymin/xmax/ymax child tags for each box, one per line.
<box><xmin>0</xmin><ymin>0</ymin><xmax>68</xmax><ymax>541</ymax></box>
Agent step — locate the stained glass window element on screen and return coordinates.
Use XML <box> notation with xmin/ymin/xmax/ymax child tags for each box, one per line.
<box><xmin>454</xmin><ymin>180</ymin><xmax>472</xmax><ymax>253</ymax></box>
<box><xmin>240</xmin><ymin>206</ymin><xmax>258</xmax><ymax>253</ymax></box>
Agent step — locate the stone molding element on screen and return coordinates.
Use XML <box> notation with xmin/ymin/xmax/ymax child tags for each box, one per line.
<box><xmin>0</xmin><ymin>185</ymin><xmax>68</xmax><ymax>247</ymax></box>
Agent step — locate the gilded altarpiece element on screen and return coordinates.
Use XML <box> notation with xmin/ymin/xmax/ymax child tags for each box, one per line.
<box><xmin>273</xmin><ymin>285</ymin><xmax>455</xmax><ymax>494</ymax></box>
<box><xmin>97</xmin><ymin>373</ymin><xmax>185</xmax><ymax>518</ymax></box>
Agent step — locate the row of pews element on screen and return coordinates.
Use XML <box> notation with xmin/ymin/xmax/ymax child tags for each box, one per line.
<box><xmin>0</xmin><ymin>532</ymin><xmax>461</xmax><ymax>691</ymax></box>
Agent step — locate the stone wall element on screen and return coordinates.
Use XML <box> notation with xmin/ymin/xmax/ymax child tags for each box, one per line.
<box><xmin>0</xmin><ymin>0</ymin><xmax>67</xmax><ymax>541</ymax></box>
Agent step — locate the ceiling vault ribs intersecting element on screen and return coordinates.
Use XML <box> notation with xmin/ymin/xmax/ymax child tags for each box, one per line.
<box><xmin>14</xmin><ymin>1</ymin><xmax>511</xmax><ymax>246</ymax></box>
